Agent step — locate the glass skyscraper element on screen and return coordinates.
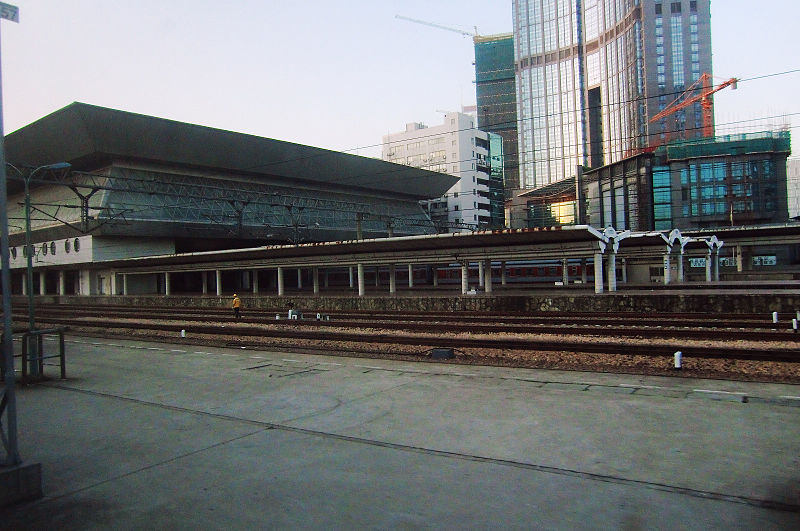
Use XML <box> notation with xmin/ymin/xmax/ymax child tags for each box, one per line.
<box><xmin>474</xmin><ymin>34</ymin><xmax>519</xmax><ymax>194</ymax></box>
<box><xmin>513</xmin><ymin>0</ymin><xmax>712</xmax><ymax>190</ymax></box>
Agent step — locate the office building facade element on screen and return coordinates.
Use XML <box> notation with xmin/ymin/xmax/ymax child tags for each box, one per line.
<box><xmin>513</xmin><ymin>0</ymin><xmax>713</xmax><ymax>191</ymax></box>
<box><xmin>582</xmin><ymin>131</ymin><xmax>791</xmax><ymax>231</ymax></box>
<box><xmin>382</xmin><ymin>112</ymin><xmax>504</xmax><ymax>231</ymax></box>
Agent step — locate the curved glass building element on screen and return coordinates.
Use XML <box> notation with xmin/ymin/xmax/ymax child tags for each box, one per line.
<box><xmin>514</xmin><ymin>0</ymin><xmax>712</xmax><ymax>190</ymax></box>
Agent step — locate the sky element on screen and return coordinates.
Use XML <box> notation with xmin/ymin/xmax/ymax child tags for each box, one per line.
<box><xmin>0</xmin><ymin>0</ymin><xmax>798</xmax><ymax>160</ymax></box>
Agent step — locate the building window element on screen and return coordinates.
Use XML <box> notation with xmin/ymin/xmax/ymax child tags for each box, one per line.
<box><xmin>671</xmin><ymin>15</ymin><xmax>685</xmax><ymax>88</ymax></box>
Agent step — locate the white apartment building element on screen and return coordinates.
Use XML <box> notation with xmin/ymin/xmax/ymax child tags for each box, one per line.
<box><xmin>382</xmin><ymin>112</ymin><xmax>492</xmax><ymax>232</ymax></box>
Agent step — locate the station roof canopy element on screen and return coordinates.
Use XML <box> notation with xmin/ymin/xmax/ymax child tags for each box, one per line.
<box><xmin>101</xmin><ymin>226</ymin><xmax>612</xmax><ymax>273</ymax></box>
<box><xmin>684</xmin><ymin>224</ymin><xmax>800</xmax><ymax>246</ymax></box>
<box><xmin>4</xmin><ymin>102</ymin><xmax>457</xmax><ymax>199</ymax></box>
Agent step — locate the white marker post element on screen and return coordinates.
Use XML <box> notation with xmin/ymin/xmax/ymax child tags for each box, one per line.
<box><xmin>674</xmin><ymin>351</ymin><xmax>682</xmax><ymax>370</ymax></box>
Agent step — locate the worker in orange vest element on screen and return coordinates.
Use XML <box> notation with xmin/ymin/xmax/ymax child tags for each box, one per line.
<box><xmin>232</xmin><ymin>294</ymin><xmax>242</xmax><ymax>320</ymax></box>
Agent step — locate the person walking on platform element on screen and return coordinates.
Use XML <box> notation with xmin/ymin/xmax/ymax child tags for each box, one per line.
<box><xmin>232</xmin><ymin>293</ymin><xmax>242</xmax><ymax>320</ymax></box>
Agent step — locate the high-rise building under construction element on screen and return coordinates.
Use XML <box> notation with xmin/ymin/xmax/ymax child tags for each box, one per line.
<box><xmin>513</xmin><ymin>0</ymin><xmax>713</xmax><ymax>190</ymax></box>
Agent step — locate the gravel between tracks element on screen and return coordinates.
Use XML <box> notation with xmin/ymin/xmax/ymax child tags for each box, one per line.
<box><xmin>62</xmin><ymin>319</ymin><xmax>800</xmax><ymax>384</ymax></box>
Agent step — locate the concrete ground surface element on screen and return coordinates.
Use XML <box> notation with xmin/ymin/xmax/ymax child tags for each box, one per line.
<box><xmin>1</xmin><ymin>334</ymin><xmax>799</xmax><ymax>530</ymax></box>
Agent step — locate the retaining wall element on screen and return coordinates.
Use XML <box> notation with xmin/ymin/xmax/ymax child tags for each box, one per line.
<box><xmin>30</xmin><ymin>292</ymin><xmax>800</xmax><ymax>315</ymax></box>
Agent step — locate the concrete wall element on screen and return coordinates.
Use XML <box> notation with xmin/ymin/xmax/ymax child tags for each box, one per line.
<box><xmin>32</xmin><ymin>292</ymin><xmax>800</xmax><ymax>315</ymax></box>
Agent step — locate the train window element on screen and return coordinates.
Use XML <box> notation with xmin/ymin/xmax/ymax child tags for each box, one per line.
<box><xmin>74</xmin><ymin>238</ymin><xmax>80</xmax><ymax>252</ymax></box>
<box><xmin>10</xmin><ymin>247</ymin><xmax>16</xmax><ymax>259</ymax></box>
<box><xmin>50</xmin><ymin>242</ymin><xmax>56</xmax><ymax>255</ymax></box>
<box><xmin>41</xmin><ymin>243</ymin><xmax>48</xmax><ymax>256</ymax></box>
<box><xmin>65</xmin><ymin>240</ymin><xmax>71</xmax><ymax>253</ymax></box>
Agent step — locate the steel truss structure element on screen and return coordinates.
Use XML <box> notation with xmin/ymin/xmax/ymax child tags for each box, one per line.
<box><xmin>9</xmin><ymin>167</ymin><xmax>438</xmax><ymax>243</ymax></box>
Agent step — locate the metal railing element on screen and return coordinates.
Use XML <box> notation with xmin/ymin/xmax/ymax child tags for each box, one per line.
<box><xmin>18</xmin><ymin>327</ymin><xmax>66</xmax><ymax>381</ymax></box>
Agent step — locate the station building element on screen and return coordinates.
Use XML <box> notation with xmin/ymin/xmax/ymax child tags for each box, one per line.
<box><xmin>3</xmin><ymin>103</ymin><xmax>457</xmax><ymax>296</ymax></box>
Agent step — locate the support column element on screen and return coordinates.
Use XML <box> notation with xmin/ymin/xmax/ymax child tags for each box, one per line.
<box><xmin>357</xmin><ymin>263</ymin><xmax>365</xmax><ymax>297</ymax></box>
<box><xmin>253</xmin><ymin>270</ymin><xmax>259</xmax><ymax>294</ymax></box>
<box><xmin>22</xmin><ymin>272</ymin><xmax>27</xmax><ymax>296</ymax></box>
<box><xmin>349</xmin><ymin>266</ymin><xmax>354</xmax><ymax>289</ymax></box>
<box><xmin>110</xmin><ymin>273</ymin><xmax>117</xmax><ymax>296</ymax></box>
<box><xmin>374</xmin><ymin>266</ymin><xmax>380</xmax><ymax>287</ymax></box>
<box><xmin>581</xmin><ymin>258</ymin><xmax>587</xmax><ymax>284</ymax></box>
<box><xmin>165</xmin><ymin>272</ymin><xmax>171</xmax><ymax>296</ymax></box>
<box><xmin>606</xmin><ymin>252</ymin><xmax>617</xmax><ymax>292</ymax></box>
<box><xmin>478</xmin><ymin>260</ymin><xmax>485</xmax><ymax>288</ymax></box>
<box><xmin>705</xmin><ymin>252</ymin><xmax>712</xmax><ymax>282</ymax></box>
<box><xmin>58</xmin><ymin>271</ymin><xmax>66</xmax><ymax>296</ymax></box>
<box><xmin>432</xmin><ymin>267</ymin><xmax>438</xmax><ymax>287</ymax></box>
<box><xmin>461</xmin><ymin>262</ymin><xmax>469</xmax><ymax>295</ymax></box>
<box><xmin>736</xmin><ymin>244</ymin><xmax>744</xmax><ymax>272</ymax></box>
<box><xmin>663</xmin><ymin>253</ymin><xmax>672</xmax><ymax>285</ymax></box>
<box><xmin>277</xmin><ymin>266</ymin><xmax>285</xmax><ymax>296</ymax></box>
<box><xmin>324</xmin><ymin>270</ymin><xmax>329</xmax><ymax>288</ymax></box>
<box><xmin>389</xmin><ymin>264</ymin><xmax>397</xmax><ymax>294</ymax></box>
<box><xmin>215</xmin><ymin>270</ymin><xmax>222</xmax><ymax>296</ymax></box>
<box><xmin>562</xmin><ymin>258</ymin><xmax>569</xmax><ymax>285</ymax></box>
<box><xmin>712</xmin><ymin>248</ymin><xmax>720</xmax><ymax>282</ymax></box>
<box><xmin>484</xmin><ymin>260</ymin><xmax>492</xmax><ymax>294</ymax></box>
<box><xmin>39</xmin><ymin>271</ymin><xmax>46</xmax><ymax>295</ymax></box>
<box><xmin>312</xmin><ymin>267</ymin><xmax>319</xmax><ymax>295</ymax></box>
<box><xmin>297</xmin><ymin>268</ymin><xmax>303</xmax><ymax>290</ymax></box>
<box><xmin>677</xmin><ymin>253</ymin><xmax>685</xmax><ymax>283</ymax></box>
<box><xmin>501</xmin><ymin>261</ymin><xmax>507</xmax><ymax>286</ymax></box>
<box><xmin>202</xmin><ymin>271</ymin><xmax>208</xmax><ymax>294</ymax></box>
<box><xmin>593</xmin><ymin>253</ymin><xmax>604</xmax><ymax>294</ymax></box>
<box><xmin>123</xmin><ymin>274</ymin><xmax>129</xmax><ymax>296</ymax></box>
<box><xmin>621</xmin><ymin>258</ymin><xmax>628</xmax><ymax>284</ymax></box>
<box><xmin>408</xmin><ymin>264</ymin><xmax>414</xmax><ymax>288</ymax></box>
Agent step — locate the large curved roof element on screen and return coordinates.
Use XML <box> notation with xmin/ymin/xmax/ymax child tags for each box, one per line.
<box><xmin>4</xmin><ymin>102</ymin><xmax>457</xmax><ymax>199</ymax></box>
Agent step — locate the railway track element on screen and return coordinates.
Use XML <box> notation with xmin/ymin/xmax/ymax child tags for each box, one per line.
<box><xmin>15</xmin><ymin>304</ymin><xmax>800</xmax><ymax>341</ymax></box>
<box><xmin>15</xmin><ymin>303</ymin><xmax>799</xmax><ymax>328</ymax></box>
<box><xmin>9</xmin><ymin>304</ymin><xmax>800</xmax><ymax>364</ymax></box>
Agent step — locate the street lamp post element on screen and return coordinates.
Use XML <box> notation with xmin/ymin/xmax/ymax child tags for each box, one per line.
<box><xmin>10</xmin><ymin>162</ymin><xmax>71</xmax><ymax>377</ymax></box>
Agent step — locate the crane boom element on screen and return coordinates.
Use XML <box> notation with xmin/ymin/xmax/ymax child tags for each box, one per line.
<box><xmin>650</xmin><ymin>73</ymin><xmax>738</xmax><ymax>137</ymax></box>
<box><xmin>395</xmin><ymin>15</ymin><xmax>476</xmax><ymax>37</ymax></box>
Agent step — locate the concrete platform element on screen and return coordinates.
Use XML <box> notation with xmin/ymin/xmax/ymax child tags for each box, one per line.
<box><xmin>0</xmin><ymin>463</ymin><xmax>42</xmax><ymax>506</ymax></box>
<box><xmin>1</xmin><ymin>335</ymin><xmax>799</xmax><ymax>529</ymax></box>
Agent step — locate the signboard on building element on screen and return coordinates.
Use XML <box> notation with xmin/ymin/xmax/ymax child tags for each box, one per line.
<box><xmin>690</xmin><ymin>256</ymin><xmax>776</xmax><ymax>268</ymax></box>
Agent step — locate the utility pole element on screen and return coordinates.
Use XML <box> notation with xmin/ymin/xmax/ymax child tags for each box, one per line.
<box><xmin>0</xmin><ymin>1</ymin><xmax>22</xmax><ymax>472</ymax></box>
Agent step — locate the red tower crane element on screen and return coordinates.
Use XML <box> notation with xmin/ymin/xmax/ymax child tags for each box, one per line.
<box><xmin>650</xmin><ymin>73</ymin><xmax>738</xmax><ymax>138</ymax></box>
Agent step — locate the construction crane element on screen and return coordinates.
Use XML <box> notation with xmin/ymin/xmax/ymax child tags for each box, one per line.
<box><xmin>650</xmin><ymin>72</ymin><xmax>738</xmax><ymax>138</ymax></box>
<box><xmin>395</xmin><ymin>15</ymin><xmax>478</xmax><ymax>38</ymax></box>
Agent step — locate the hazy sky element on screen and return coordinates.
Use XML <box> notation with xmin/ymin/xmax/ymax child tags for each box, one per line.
<box><xmin>0</xmin><ymin>0</ymin><xmax>798</xmax><ymax>159</ymax></box>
